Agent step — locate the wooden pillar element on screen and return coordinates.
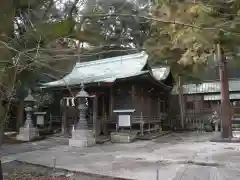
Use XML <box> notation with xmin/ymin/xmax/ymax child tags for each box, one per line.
<box><xmin>155</xmin><ymin>94</ymin><xmax>159</xmax><ymax>117</ymax></box>
<box><xmin>109</xmin><ymin>87</ymin><xmax>114</xmax><ymax>120</ymax></box>
<box><xmin>93</xmin><ymin>95</ymin><xmax>99</xmax><ymax>137</ymax></box>
<box><xmin>61</xmin><ymin>107</ymin><xmax>67</xmax><ymax>136</ymax></box>
<box><xmin>152</xmin><ymin>93</ymin><xmax>156</xmax><ymax>117</ymax></box>
<box><xmin>148</xmin><ymin>96</ymin><xmax>151</xmax><ymax>121</ymax></box>
<box><xmin>102</xmin><ymin>94</ymin><xmax>108</xmax><ymax>135</ymax></box>
<box><xmin>131</xmin><ymin>85</ymin><xmax>136</xmax><ymax>110</ymax></box>
<box><xmin>141</xmin><ymin>88</ymin><xmax>144</xmax><ymax>117</ymax></box>
<box><xmin>158</xmin><ymin>96</ymin><xmax>161</xmax><ymax>119</ymax></box>
<box><xmin>102</xmin><ymin>95</ymin><xmax>105</xmax><ymax>117</ymax></box>
<box><xmin>157</xmin><ymin>96</ymin><xmax>162</xmax><ymax>131</ymax></box>
<box><xmin>61</xmin><ymin>98</ymin><xmax>68</xmax><ymax>136</ymax></box>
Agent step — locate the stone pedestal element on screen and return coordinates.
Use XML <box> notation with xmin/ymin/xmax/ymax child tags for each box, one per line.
<box><xmin>110</xmin><ymin>132</ymin><xmax>137</xmax><ymax>143</ymax></box>
<box><xmin>16</xmin><ymin>125</ymin><xmax>39</xmax><ymax>141</ymax></box>
<box><xmin>212</xmin><ymin>131</ymin><xmax>221</xmax><ymax>139</ymax></box>
<box><xmin>69</xmin><ymin>129</ymin><xmax>96</xmax><ymax>147</ymax></box>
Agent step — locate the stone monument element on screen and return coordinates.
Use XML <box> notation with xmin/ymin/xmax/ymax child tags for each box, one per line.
<box><xmin>16</xmin><ymin>89</ymin><xmax>39</xmax><ymax>141</ymax></box>
<box><xmin>69</xmin><ymin>83</ymin><xmax>96</xmax><ymax>147</ymax></box>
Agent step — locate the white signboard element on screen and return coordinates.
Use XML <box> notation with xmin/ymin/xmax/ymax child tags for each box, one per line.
<box><xmin>118</xmin><ymin>115</ymin><xmax>131</xmax><ymax>127</ymax></box>
<box><xmin>37</xmin><ymin>116</ymin><xmax>44</xmax><ymax>125</ymax></box>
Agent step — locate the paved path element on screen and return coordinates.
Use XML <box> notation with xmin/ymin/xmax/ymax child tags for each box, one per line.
<box><xmin>0</xmin><ymin>137</ymin><xmax>68</xmax><ymax>156</ymax></box>
<box><xmin>2</xmin><ymin>132</ymin><xmax>240</xmax><ymax>180</ymax></box>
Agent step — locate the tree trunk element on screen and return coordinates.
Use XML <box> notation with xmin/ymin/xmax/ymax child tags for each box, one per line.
<box><xmin>217</xmin><ymin>43</ymin><xmax>232</xmax><ymax>138</ymax></box>
<box><xmin>177</xmin><ymin>75</ymin><xmax>185</xmax><ymax>128</ymax></box>
<box><xmin>16</xmin><ymin>100</ymin><xmax>24</xmax><ymax>132</ymax></box>
<box><xmin>0</xmin><ymin>99</ymin><xmax>6</xmax><ymax>146</ymax></box>
<box><xmin>0</xmin><ymin>159</ymin><xmax>3</xmax><ymax>180</ymax></box>
<box><xmin>0</xmin><ymin>0</ymin><xmax>15</xmax><ymax>145</ymax></box>
<box><xmin>0</xmin><ymin>124</ymin><xmax>3</xmax><ymax>147</ymax></box>
<box><xmin>0</xmin><ymin>100</ymin><xmax>5</xmax><ymax>180</ymax></box>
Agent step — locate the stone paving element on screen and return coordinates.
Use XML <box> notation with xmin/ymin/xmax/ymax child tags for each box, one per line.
<box><xmin>2</xmin><ymin>132</ymin><xmax>240</xmax><ymax>180</ymax></box>
<box><xmin>0</xmin><ymin>137</ymin><xmax>68</xmax><ymax>156</ymax></box>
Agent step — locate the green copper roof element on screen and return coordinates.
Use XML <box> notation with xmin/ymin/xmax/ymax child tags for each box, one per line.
<box><xmin>204</xmin><ymin>93</ymin><xmax>240</xmax><ymax>100</ymax></box>
<box><xmin>42</xmin><ymin>51</ymin><xmax>170</xmax><ymax>87</ymax></box>
<box><xmin>172</xmin><ymin>79</ymin><xmax>240</xmax><ymax>95</ymax></box>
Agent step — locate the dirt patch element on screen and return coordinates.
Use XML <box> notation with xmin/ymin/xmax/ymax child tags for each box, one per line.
<box><xmin>2</xmin><ymin>161</ymin><xmax>132</xmax><ymax>180</ymax></box>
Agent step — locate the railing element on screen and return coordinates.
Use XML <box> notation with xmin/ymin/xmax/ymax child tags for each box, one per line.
<box><xmin>166</xmin><ymin>113</ymin><xmax>215</xmax><ymax>131</ymax></box>
<box><xmin>50</xmin><ymin>115</ymin><xmax>61</xmax><ymax>123</ymax></box>
<box><xmin>50</xmin><ymin>115</ymin><xmax>79</xmax><ymax>134</ymax></box>
<box><xmin>163</xmin><ymin>115</ymin><xmax>181</xmax><ymax>130</ymax></box>
<box><xmin>185</xmin><ymin>117</ymin><xmax>207</xmax><ymax>131</ymax></box>
<box><xmin>49</xmin><ymin>114</ymin><xmax>167</xmax><ymax>136</ymax></box>
<box><xmin>104</xmin><ymin>115</ymin><xmax>166</xmax><ymax>135</ymax></box>
<box><xmin>132</xmin><ymin>114</ymin><xmax>166</xmax><ymax>122</ymax></box>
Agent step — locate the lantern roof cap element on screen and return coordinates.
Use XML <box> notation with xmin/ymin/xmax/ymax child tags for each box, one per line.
<box><xmin>24</xmin><ymin>89</ymin><xmax>36</xmax><ymax>102</ymax></box>
<box><xmin>75</xmin><ymin>83</ymin><xmax>89</xmax><ymax>98</ymax></box>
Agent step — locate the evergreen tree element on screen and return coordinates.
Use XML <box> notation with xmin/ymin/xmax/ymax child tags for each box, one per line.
<box><xmin>145</xmin><ymin>0</ymin><xmax>240</xmax><ymax>134</ymax></box>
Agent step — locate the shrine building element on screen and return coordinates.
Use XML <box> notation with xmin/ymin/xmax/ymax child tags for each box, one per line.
<box><xmin>42</xmin><ymin>51</ymin><xmax>174</xmax><ymax>138</ymax></box>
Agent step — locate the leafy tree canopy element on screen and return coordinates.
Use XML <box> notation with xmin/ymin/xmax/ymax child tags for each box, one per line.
<box><xmin>145</xmin><ymin>0</ymin><xmax>240</xmax><ymax>82</ymax></box>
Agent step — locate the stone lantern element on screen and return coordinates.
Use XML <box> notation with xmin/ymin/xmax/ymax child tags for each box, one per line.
<box><xmin>69</xmin><ymin>83</ymin><xmax>96</xmax><ymax>147</ymax></box>
<box><xmin>24</xmin><ymin>89</ymin><xmax>36</xmax><ymax>127</ymax></box>
<box><xmin>16</xmin><ymin>89</ymin><xmax>39</xmax><ymax>141</ymax></box>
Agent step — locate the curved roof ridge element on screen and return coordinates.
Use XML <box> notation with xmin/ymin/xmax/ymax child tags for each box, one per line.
<box><xmin>74</xmin><ymin>51</ymin><xmax>147</xmax><ymax>68</ymax></box>
<box><xmin>41</xmin><ymin>51</ymin><xmax>170</xmax><ymax>87</ymax></box>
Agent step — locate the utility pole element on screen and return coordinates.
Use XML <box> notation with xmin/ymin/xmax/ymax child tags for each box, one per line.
<box><xmin>217</xmin><ymin>43</ymin><xmax>232</xmax><ymax>138</ymax></box>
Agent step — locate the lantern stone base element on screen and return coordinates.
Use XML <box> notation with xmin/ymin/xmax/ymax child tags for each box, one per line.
<box><xmin>16</xmin><ymin>126</ymin><xmax>39</xmax><ymax>141</ymax></box>
<box><xmin>69</xmin><ymin>129</ymin><xmax>96</xmax><ymax>147</ymax></box>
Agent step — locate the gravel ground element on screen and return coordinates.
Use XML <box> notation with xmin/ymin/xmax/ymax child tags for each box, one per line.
<box><xmin>2</xmin><ymin>161</ymin><xmax>131</xmax><ymax>180</ymax></box>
